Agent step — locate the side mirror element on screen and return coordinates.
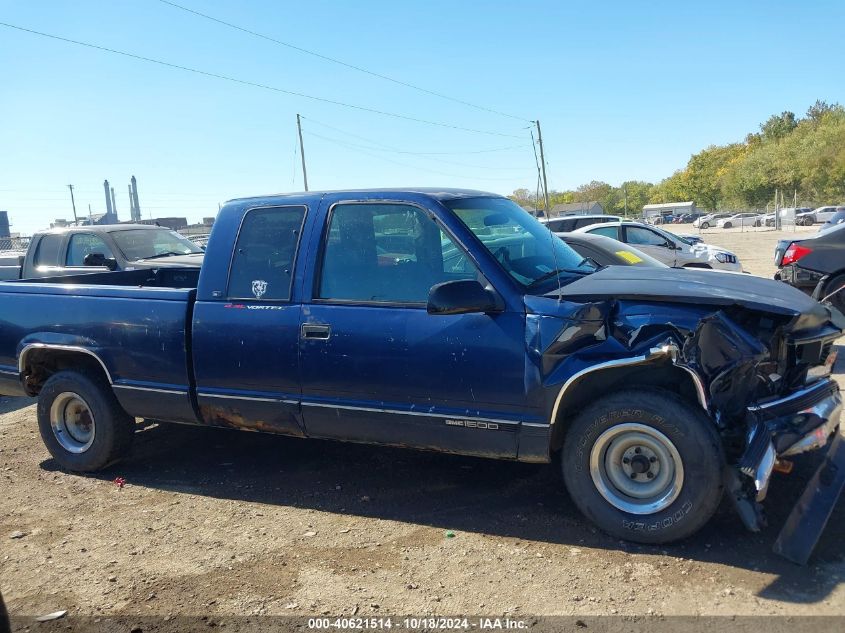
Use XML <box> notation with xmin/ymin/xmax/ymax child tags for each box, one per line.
<box><xmin>427</xmin><ymin>280</ymin><xmax>501</xmax><ymax>316</ymax></box>
<box><xmin>83</xmin><ymin>253</ymin><xmax>118</xmax><ymax>270</ymax></box>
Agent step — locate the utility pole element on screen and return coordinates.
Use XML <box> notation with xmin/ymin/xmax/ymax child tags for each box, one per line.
<box><xmin>534</xmin><ymin>120</ymin><xmax>550</xmax><ymax>216</ymax></box>
<box><xmin>296</xmin><ymin>114</ymin><xmax>309</xmax><ymax>191</ymax></box>
<box><xmin>67</xmin><ymin>184</ymin><xmax>78</xmax><ymax>223</ymax></box>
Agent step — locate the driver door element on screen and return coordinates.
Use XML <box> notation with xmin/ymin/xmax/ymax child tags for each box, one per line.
<box><xmin>299</xmin><ymin>198</ymin><xmax>527</xmax><ymax>458</ymax></box>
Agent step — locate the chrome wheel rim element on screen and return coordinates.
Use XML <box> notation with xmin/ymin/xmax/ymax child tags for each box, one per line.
<box><xmin>589</xmin><ymin>423</ymin><xmax>684</xmax><ymax>515</ymax></box>
<box><xmin>50</xmin><ymin>392</ymin><xmax>96</xmax><ymax>453</ymax></box>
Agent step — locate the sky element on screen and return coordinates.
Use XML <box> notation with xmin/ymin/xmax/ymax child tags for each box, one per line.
<box><xmin>1</xmin><ymin>0</ymin><xmax>844</xmax><ymax>235</ymax></box>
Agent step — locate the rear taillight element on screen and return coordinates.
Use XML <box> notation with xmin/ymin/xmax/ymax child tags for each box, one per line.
<box><xmin>782</xmin><ymin>243</ymin><xmax>812</xmax><ymax>265</ymax></box>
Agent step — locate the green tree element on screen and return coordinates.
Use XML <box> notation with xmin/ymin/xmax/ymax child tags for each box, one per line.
<box><xmin>760</xmin><ymin>111</ymin><xmax>798</xmax><ymax>141</ymax></box>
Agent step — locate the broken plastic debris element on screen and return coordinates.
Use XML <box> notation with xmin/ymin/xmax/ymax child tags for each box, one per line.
<box><xmin>36</xmin><ymin>610</ymin><xmax>68</xmax><ymax>622</ymax></box>
<box><xmin>113</xmin><ymin>477</ymin><xmax>126</xmax><ymax>489</ymax></box>
<box><xmin>445</xmin><ymin>530</ymin><xmax>456</xmax><ymax>538</ymax></box>
<box><xmin>9</xmin><ymin>530</ymin><xmax>26</xmax><ymax>539</ymax></box>
<box><xmin>303</xmin><ymin>531</ymin><xmax>317</xmax><ymax>537</ymax></box>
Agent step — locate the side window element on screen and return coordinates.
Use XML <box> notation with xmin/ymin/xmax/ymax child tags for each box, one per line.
<box><xmin>626</xmin><ymin>226</ymin><xmax>667</xmax><ymax>246</ymax></box>
<box><xmin>227</xmin><ymin>206</ymin><xmax>306</xmax><ymax>301</ymax></box>
<box><xmin>66</xmin><ymin>234</ymin><xmax>114</xmax><ymax>266</ymax></box>
<box><xmin>588</xmin><ymin>226</ymin><xmax>620</xmax><ymax>240</ymax></box>
<box><xmin>545</xmin><ymin>219</ymin><xmax>563</xmax><ymax>232</ymax></box>
<box><xmin>319</xmin><ymin>203</ymin><xmax>477</xmax><ymax>304</ymax></box>
<box><xmin>33</xmin><ymin>234</ymin><xmax>63</xmax><ymax>267</ymax></box>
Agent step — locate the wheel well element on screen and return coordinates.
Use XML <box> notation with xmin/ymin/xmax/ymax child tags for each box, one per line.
<box><xmin>20</xmin><ymin>349</ymin><xmax>110</xmax><ymax>397</ymax></box>
<box><xmin>549</xmin><ymin>362</ymin><xmax>704</xmax><ymax>453</ymax></box>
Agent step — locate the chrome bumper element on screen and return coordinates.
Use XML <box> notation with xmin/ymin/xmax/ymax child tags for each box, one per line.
<box><xmin>781</xmin><ymin>391</ymin><xmax>842</xmax><ymax>456</ymax></box>
<box><xmin>743</xmin><ymin>381</ymin><xmax>842</xmax><ymax>501</ymax></box>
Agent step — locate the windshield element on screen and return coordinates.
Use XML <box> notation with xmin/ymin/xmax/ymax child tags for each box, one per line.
<box><xmin>110</xmin><ymin>229</ymin><xmax>203</xmax><ymax>261</ymax></box>
<box><xmin>444</xmin><ymin>197</ymin><xmax>595</xmax><ymax>288</ymax></box>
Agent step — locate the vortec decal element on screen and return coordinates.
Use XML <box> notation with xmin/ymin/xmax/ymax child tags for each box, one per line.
<box><xmin>224</xmin><ymin>304</ymin><xmax>285</xmax><ymax>310</ymax></box>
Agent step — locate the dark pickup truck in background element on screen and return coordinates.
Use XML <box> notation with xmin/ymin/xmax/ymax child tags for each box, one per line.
<box><xmin>0</xmin><ymin>188</ymin><xmax>842</xmax><ymax>559</ymax></box>
<box><xmin>0</xmin><ymin>223</ymin><xmax>204</xmax><ymax>281</ymax></box>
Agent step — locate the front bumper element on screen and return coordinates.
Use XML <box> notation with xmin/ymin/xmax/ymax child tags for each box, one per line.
<box><xmin>731</xmin><ymin>379</ymin><xmax>843</xmax><ymax>562</ymax></box>
<box><xmin>750</xmin><ymin>378</ymin><xmax>842</xmax><ymax>459</ymax></box>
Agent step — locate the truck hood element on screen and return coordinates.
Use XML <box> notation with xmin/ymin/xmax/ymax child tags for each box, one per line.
<box><xmin>131</xmin><ymin>253</ymin><xmax>205</xmax><ymax>268</ymax></box>
<box><xmin>549</xmin><ymin>266</ymin><xmax>835</xmax><ymax>330</ymax></box>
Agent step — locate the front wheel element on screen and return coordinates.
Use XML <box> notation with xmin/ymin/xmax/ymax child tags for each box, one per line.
<box><xmin>700</xmin><ymin>222</ymin><xmax>710</xmax><ymax>229</ymax></box>
<box><xmin>561</xmin><ymin>389</ymin><xmax>723</xmax><ymax>544</ymax></box>
<box><xmin>37</xmin><ymin>370</ymin><xmax>135</xmax><ymax>472</ymax></box>
<box><xmin>722</xmin><ymin>222</ymin><xmax>732</xmax><ymax>229</ymax></box>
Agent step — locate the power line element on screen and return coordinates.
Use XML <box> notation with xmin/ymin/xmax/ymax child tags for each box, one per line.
<box><xmin>306</xmin><ymin>132</ymin><xmax>529</xmax><ymax>182</ymax></box>
<box><xmin>303</xmin><ymin>130</ymin><xmax>532</xmax><ymax>171</ymax></box>
<box><xmin>0</xmin><ymin>21</ymin><xmax>523</xmax><ymax>139</ymax></box>
<box><xmin>301</xmin><ymin>116</ymin><xmax>531</xmax><ymax>155</ymax></box>
<box><xmin>156</xmin><ymin>0</ymin><xmax>529</xmax><ymax>123</ymax></box>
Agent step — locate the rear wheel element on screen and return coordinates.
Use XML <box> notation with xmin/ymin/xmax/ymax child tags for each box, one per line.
<box><xmin>561</xmin><ymin>389</ymin><xmax>723</xmax><ymax>544</ymax></box>
<box><xmin>37</xmin><ymin>370</ymin><xmax>135</xmax><ymax>472</ymax></box>
<box><xmin>700</xmin><ymin>222</ymin><xmax>710</xmax><ymax>229</ymax></box>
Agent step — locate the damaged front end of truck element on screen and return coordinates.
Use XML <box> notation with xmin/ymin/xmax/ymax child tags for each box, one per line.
<box><xmin>529</xmin><ymin>266</ymin><xmax>845</xmax><ymax>562</ymax></box>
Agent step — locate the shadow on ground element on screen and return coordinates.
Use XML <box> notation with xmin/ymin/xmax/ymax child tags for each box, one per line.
<box><xmin>0</xmin><ymin>396</ymin><xmax>32</xmax><ymax>415</ymax></box>
<box><xmin>40</xmin><ymin>419</ymin><xmax>844</xmax><ymax>605</ymax></box>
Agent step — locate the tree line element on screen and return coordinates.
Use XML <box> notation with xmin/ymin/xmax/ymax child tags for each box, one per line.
<box><xmin>511</xmin><ymin>100</ymin><xmax>845</xmax><ymax>215</ymax></box>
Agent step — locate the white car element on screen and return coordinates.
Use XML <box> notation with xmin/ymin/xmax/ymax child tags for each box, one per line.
<box><xmin>692</xmin><ymin>213</ymin><xmax>732</xmax><ymax>229</ymax></box>
<box><xmin>715</xmin><ymin>213</ymin><xmax>762</xmax><ymax>228</ymax></box>
<box><xmin>573</xmin><ymin>221</ymin><xmax>742</xmax><ymax>271</ymax></box>
<box><xmin>804</xmin><ymin>206</ymin><xmax>845</xmax><ymax>224</ymax></box>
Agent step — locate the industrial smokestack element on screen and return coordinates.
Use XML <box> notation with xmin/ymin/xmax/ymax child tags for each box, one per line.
<box><xmin>103</xmin><ymin>180</ymin><xmax>114</xmax><ymax>222</ymax></box>
<box><xmin>130</xmin><ymin>175</ymin><xmax>141</xmax><ymax>221</ymax></box>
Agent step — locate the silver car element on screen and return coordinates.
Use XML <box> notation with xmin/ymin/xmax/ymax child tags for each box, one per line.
<box><xmin>574</xmin><ymin>221</ymin><xmax>743</xmax><ymax>272</ymax></box>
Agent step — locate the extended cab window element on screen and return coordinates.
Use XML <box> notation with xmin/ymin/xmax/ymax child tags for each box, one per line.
<box><xmin>33</xmin><ymin>234</ymin><xmax>62</xmax><ymax>267</ymax></box>
<box><xmin>319</xmin><ymin>203</ymin><xmax>476</xmax><ymax>304</ymax></box>
<box><xmin>66</xmin><ymin>234</ymin><xmax>114</xmax><ymax>266</ymax></box>
<box><xmin>227</xmin><ymin>206</ymin><xmax>306</xmax><ymax>301</ymax></box>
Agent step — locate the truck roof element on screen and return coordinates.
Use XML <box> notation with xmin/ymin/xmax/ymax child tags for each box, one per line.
<box><xmin>225</xmin><ymin>188</ymin><xmax>500</xmax><ymax>206</ymax></box>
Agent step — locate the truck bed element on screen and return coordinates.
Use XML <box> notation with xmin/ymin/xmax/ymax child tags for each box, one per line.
<box><xmin>0</xmin><ymin>268</ymin><xmax>199</xmax><ymax>423</ymax></box>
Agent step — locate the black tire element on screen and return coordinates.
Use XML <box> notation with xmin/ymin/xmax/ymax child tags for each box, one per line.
<box><xmin>561</xmin><ymin>388</ymin><xmax>723</xmax><ymax>544</ymax></box>
<box><xmin>723</xmin><ymin>222</ymin><xmax>732</xmax><ymax>229</ymax></box>
<box><xmin>0</xmin><ymin>590</ymin><xmax>9</xmax><ymax>633</ymax></box>
<box><xmin>37</xmin><ymin>370</ymin><xmax>135</xmax><ymax>472</ymax></box>
<box><xmin>700</xmin><ymin>222</ymin><xmax>710</xmax><ymax>229</ymax></box>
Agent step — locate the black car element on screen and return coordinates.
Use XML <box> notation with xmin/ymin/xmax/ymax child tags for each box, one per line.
<box><xmin>557</xmin><ymin>232</ymin><xmax>666</xmax><ymax>268</ymax></box>
<box><xmin>774</xmin><ymin>222</ymin><xmax>845</xmax><ymax>311</ymax></box>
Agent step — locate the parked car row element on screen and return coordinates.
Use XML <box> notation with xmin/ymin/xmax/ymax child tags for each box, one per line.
<box><xmin>571</xmin><ymin>221</ymin><xmax>742</xmax><ymax>271</ymax></box>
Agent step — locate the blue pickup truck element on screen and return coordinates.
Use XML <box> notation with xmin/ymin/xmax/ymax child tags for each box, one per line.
<box><xmin>1</xmin><ymin>189</ymin><xmax>843</xmax><ymax>553</ymax></box>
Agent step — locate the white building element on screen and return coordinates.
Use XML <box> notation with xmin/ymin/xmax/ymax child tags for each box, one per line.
<box><xmin>642</xmin><ymin>201</ymin><xmax>698</xmax><ymax>218</ymax></box>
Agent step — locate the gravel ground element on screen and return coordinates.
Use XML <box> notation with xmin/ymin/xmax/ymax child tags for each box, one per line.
<box><xmin>1</xmin><ymin>226</ymin><xmax>843</xmax><ymax>625</ymax></box>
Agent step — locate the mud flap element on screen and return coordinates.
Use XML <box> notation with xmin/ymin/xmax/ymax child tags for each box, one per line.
<box><xmin>773</xmin><ymin>431</ymin><xmax>845</xmax><ymax>564</ymax></box>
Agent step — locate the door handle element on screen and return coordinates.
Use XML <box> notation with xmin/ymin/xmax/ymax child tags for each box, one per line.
<box><xmin>301</xmin><ymin>324</ymin><xmax>331</xmax><ymax>340</ymax></box>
